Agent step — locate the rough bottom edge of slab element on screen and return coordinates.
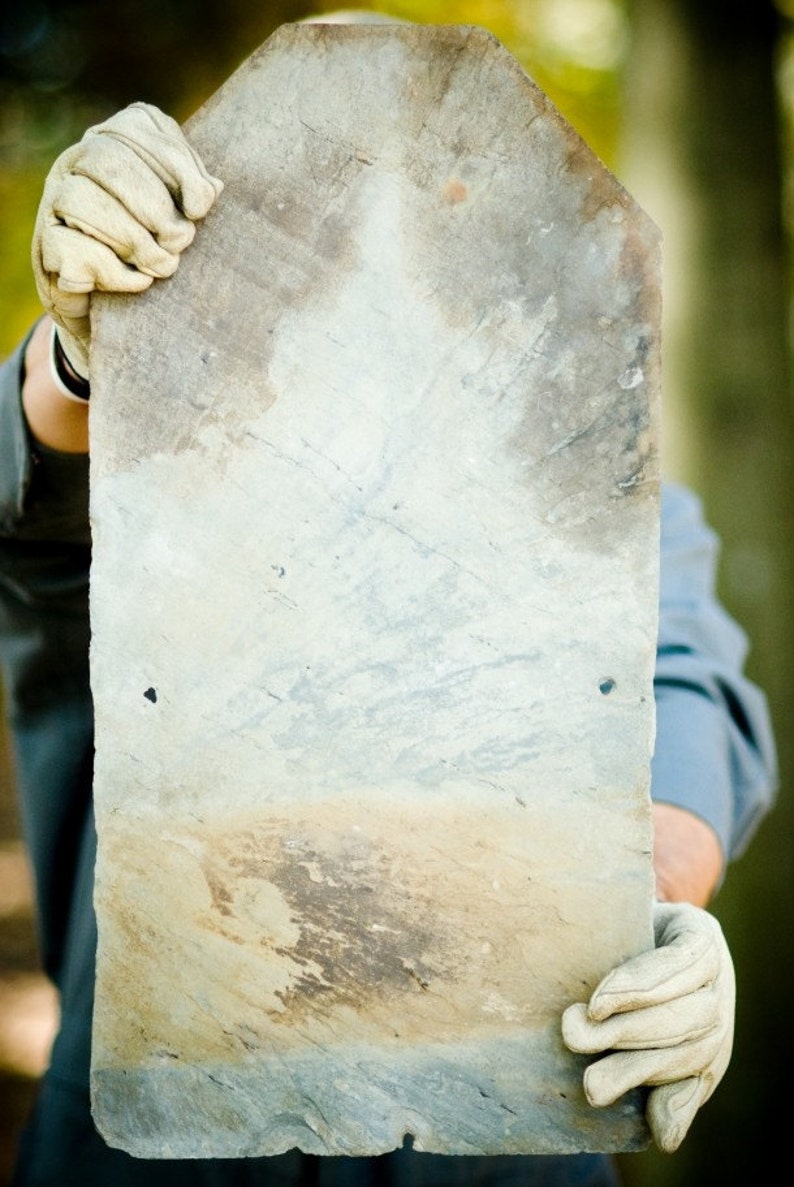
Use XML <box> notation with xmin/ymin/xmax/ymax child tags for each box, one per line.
<box><xmin>91</xmin><ymin>1036</ymin><xmax>650</xmax><ymax>1159</ymax></box>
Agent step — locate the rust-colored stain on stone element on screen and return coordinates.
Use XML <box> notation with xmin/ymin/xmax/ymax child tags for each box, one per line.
<box><xmin>442</xmin><ymin>178</ymin><xmax>469</xmax><ymax>204</ymax></box>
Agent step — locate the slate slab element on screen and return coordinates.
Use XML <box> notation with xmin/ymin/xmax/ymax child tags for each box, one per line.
<box><xmin>89</xmin><ymin>21</ymin><xmax>661</xmax><ymax>1160</ymax></box>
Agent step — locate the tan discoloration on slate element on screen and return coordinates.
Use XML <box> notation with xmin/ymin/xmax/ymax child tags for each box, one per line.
<box><xmin>96</xmin><ymin>797</ymin><xmax>644</xmax><ymax>1067</ymax></box>
<box><xmin>89</xmin><ymin>23</ymin><xmax>660</xmax><ymax>1159</ymax></box>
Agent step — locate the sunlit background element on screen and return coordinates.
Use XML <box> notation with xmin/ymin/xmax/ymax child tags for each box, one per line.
<box><xmin>1</xmin><ymin>3</ymin><xmax>792</xmax><ymax>1186</ymax></box>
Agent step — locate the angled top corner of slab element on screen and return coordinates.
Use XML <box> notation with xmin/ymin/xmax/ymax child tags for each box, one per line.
<box><xmin>185</xmin><ymin>20</ymin><xmax>659</xmax><ymax>248</ymax></box>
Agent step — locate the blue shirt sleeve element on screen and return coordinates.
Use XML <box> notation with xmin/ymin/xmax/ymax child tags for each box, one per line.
<box><xmin>652</xmin><ymin>481</ymin><xmax>778</xmax><ymax>862</ymax></box>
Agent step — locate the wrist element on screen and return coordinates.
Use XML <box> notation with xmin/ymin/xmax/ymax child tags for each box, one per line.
<box><xmin>49</xmin><ymin>323</ymin><xmax>91</xmax><ymax>403</ymax></box>
<box><xmin>652</xmin><ymin>802</ymin><xmax>724</xmax><ymax>907</ymax></box>
<box><xmin>22</xmin><ymin>319</ymin><xmax>89</xmax><ymax>454</ymax></box>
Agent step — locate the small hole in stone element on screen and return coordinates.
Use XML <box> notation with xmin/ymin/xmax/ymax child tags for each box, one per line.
<box><xmin>599</xmin><ymin>678</ymin><xmax>616</xmax><ymax>695</ymax></box>
<box><xmin>144</xmin><ymin>687</ymin><xmax>157</xmax><ymax>703</ymax></box>
<box><xmin>401</xmin><ymin>1133</ymin><xmax>415</xmax><ymax>1150</ymax></box>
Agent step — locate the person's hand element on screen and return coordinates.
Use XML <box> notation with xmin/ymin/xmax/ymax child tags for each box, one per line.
<box><xmin>32</xmin><ymin>102</ymin><xmax>223</xmax><ymax>379</ymax></box>
<box><xmin>561</xmin><ymin>901</ymin><xmax>735</xmax><ymax>1153</ymax></box>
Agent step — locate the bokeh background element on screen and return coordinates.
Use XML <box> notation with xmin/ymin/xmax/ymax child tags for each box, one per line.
<box><xmin>0</xmin><ymin>2</ymin><xmax>791</xmax><ymax>1185</ymax></box>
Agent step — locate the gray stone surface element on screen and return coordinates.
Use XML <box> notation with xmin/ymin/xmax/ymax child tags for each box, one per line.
<box><xmin>89</xmin><ymin>22</ymin><xmax>661</xmax><ymax>1159</ymax></box>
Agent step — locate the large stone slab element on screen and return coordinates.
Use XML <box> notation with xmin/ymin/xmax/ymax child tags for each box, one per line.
<box><xmin>89</xmin><ymin>22</ymin><xmax>660</xmax><ymax>1160</ymax></box>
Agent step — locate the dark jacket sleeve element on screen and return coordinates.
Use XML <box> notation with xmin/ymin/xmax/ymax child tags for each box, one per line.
<box><xmin>0</xmin><ymin>330</ymin><xmax>92</xmax><ymax>712</ymax></box>
<box><xmin>651</xmin><ymin>481</ymin><xmax>778</xmax><ymax>863</ymax></box>
<box><xmin>0</xmin><ymin>327</ymin><xmax>91</xmax><ymax>544</ymax></box>
<box><xmin>0</xmin><ymin>327</ymin><xmax>94</xmax><ymax>986</ymax></box>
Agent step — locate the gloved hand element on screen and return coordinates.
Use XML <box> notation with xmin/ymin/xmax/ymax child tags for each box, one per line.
<box><xmin>32</xmin><ymin>102</ymin><xmax>223</xmax><ymax>378</ymax></box>
<box><xmin>561</xmin><ymin>901</ymin><xmax>735</xmax><ymax>1153</ymax></box>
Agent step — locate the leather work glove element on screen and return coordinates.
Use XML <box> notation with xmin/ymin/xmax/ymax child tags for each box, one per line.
<box><xmin>32</xmin><ymin>102</ymin><xmax>223</xmax><ymax>378</ymax></box>
<box><xmin>561</xmin><ymin>901</ymin><xmax>735</xmax><ymax>1153</ymax></box>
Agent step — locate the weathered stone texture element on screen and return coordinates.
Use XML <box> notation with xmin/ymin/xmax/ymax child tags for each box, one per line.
<box><xmin>89</xmin><ymin>22</ymin><xmax>660</xmax><ymax>1160</ymax></box>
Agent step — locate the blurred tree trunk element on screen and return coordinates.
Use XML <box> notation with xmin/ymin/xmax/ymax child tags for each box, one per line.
<box><xmin>618</xmin><ymin>1</ymin><xmax>794</xmax><ymax>1185</ymax></box>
